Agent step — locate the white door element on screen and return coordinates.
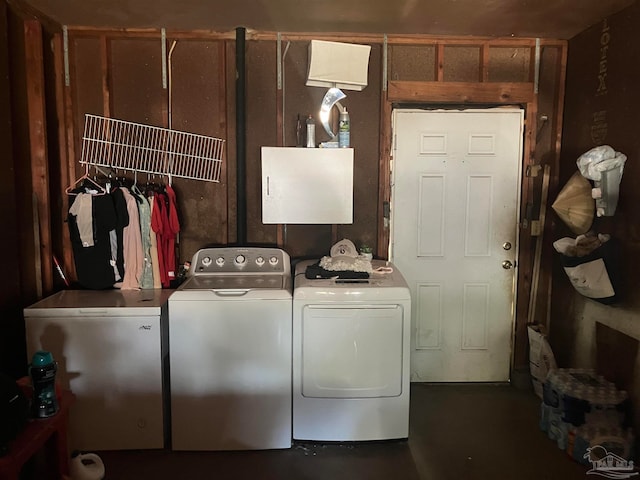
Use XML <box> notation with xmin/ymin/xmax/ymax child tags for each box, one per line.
<box><xmin>391</xmin><ymin>108</ymin><xmax>522</xmax><ymax>382</ymax></box>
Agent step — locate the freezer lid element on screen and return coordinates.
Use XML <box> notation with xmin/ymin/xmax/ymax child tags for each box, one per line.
<box><xmin>23</xmin><ymin>289</ymin><xmax>173</xmax><ymax>316</ymax></box>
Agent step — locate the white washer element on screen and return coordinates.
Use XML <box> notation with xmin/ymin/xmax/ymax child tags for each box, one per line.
<box><xmin>168</xmin><ymin>247</ymin><xmax>292</xmax><ymax>451</ymax></box>
<box><xmin>293</xmin><ymin>259</ymin><xmax>411</xmax><ymax>441</ymax></box>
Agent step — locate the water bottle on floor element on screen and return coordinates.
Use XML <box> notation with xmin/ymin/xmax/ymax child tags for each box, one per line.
<box><xmin>70</xmin><ymin>452</ymin><xmax>105</xmax><ymax>480</ymax></box>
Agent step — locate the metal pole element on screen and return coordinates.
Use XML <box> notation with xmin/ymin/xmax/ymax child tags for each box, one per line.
<box><xmin>236</xmin><ymin>27</ymin><xmax>247</xmax><ymax>245</ymax></box>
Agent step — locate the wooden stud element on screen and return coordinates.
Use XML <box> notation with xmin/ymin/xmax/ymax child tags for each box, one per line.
<box><xmin>275</xmin><ymin>36</ymin><xmax>285</xmax><ymax>249</ymax></box>
<box><xmin>513</xmin><ymin>42</ymin><xmax>568</xmax><ymax>369</ymax></box>
<box><xmin>388</xmin><ymin>80</ymin><xmax>535</xmax><ymax>103</ymax></box>
<box><xmin>481</xmin><ymin>43</ymin><xmax>490</xmax><ymax>82</ymax></box>
<box><xmin>377</xmin><ymin>90</ymin><xmax>393</xmax><ymax>260</ymax></box>
<box><xmin>61</xmin><ymin>32</ymin><xmax>78</xmax><ymax>281</ymax></box>
<box><xmin>23</xmin><ymin>19</ymin><xmax>53</xmax><ymax>294</ymax></box>
<box><xmin>51</xmin><ymin>32</ymin><xmax>73</xmax><ymax>287</ymax></box>
<box><xmin>100</xmin><ymin>36</ymin><xmax>111</xmax><ymax>118</ymax></box>
<box><xmin>528</xmin><ymin>165</ymin><xmax>551</xmax><ymax>324</ymax></box>
<box><xmin>436</xmin><ymin>43</ymin><xmax>445</xmax><ymax>82</ymax></box>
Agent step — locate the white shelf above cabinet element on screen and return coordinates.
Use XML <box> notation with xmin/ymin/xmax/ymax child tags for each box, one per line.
<box><xmin>261</xmin><ymin>147</ymin><xmax>354</xmax><ymax>224</ymax></box>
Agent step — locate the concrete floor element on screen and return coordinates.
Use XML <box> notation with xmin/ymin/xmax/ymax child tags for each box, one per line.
<box><xmin>90</xmin><ymin>384</ymin><xmax>589</xmax><ymax>480</ymax></box>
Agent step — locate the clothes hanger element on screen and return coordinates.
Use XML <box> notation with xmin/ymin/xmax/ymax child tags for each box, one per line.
<box><xmin>65</xmin><ymin>165</ymin><xmax>107</xmax><ymax>196</ymax></box>
<box><xmin>131</xmin><ymin>170</ymin><xmax>145</xmax><ymax>203</ymax></box>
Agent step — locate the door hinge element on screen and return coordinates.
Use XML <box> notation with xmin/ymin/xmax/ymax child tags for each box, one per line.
<box><xmin>530</xmin><ymin>220</ymin><xmax>542</xmax><ymax>236</ymax></box>
<box><xmin>530</xmin><ymin>165</ymin><xmax>551</xmax><ymax>237</ymax></box>
<box><xmin>526</xmin><ymin>164</ymin><xmax>542</xmax><ymax>177</ymax></box>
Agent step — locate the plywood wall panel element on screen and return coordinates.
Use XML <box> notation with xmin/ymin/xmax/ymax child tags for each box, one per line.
<box><xmin>278</xmin><ymin>41</ymin><xmax>335</xmax><ymax>256</ymax></box>
<box><xmin>70</xmin><ymin>37</ymin><xmax>103</xmax><ymax>179</ymax></box>
<box><xmin>168</xmin><ymin>39</ymin><xmax>228</xmax><ymax>261</ymax></box>
<box><xmin>443</xmin><ymin>46</ymin><xmax>480</xmax><ymax>82</ymax></box>
<box><xmin>336</xmin><ymin>43</ymin><xmax>382</xmax><ymax>252</ymax></box>
<box><xmin>552</xmin><ymin>5</ymin><xmax>640</xmax><ymax>430</ymax></box>
<box><xmin>488</xmin><ymin>47</ymin><xmax>530</xmax><ymax>82</ymax></box>
<box><xmin>245</xmin><ymin>40</ymin><xmax>278</xmax><ymax>246</ymax></box>
<box><xmin>284</xmin><ymin>224</ymin><xmax>333</xmax><ymax>258</ymax></box>
<box><xmin>389</xmin><ymin>45</ymin><xmax>436</xmax><ymax>81</ymax></box>
<box><xmin>2</xmin><ymin>6</ymin><xmax>27</xmax><ymax>377</ymax></box>
<box><xmin>72</xmin><ymin>38</ymin><xmax>104</xmax><ymax>118</ymax></box>
<box><xmin>561</xmin><ymin>5</ymin><xmax>640</xmax><ymax>305</ymax></box>
<box><xmin>225</xmin><ymin>41</ymin><xmax>237</xmax><ymax>245</ymax></box>
<box><xmin>282</xmin><ymin>42</ymin><xmax>319</xmax><ymax>148</ymax></box>
<box><xmin>255</xmin><ymin>40</ymin><xmax>384</xmax><ymax>257</ymax></box>
<box><xmin>109</xmin><ymin>38</ymin><xmax>166</xmax><ymax>127</ymax></box>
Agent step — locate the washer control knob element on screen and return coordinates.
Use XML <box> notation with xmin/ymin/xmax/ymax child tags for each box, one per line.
<box><xmin>201</xmin><ymin>256</ymin><xmax>212</xmax><ymax>267</ymax></box>
<box><xmin>215</xmin><ymin>257</ymin><xmax>225</xmax><ymax>267</ymax></box>
<box><xmin>255</xmin><ymin>256</ymin><xmax>265</xmax><ymax>266</ymax></box>
<box><xmin>269</xmin><ymin>255</ymin><xmax>279</xmax><ymax>266</ymax></box>
<box><xmin>235</xmin><ymin>254</ymin><xmax>246</xmax><ymax>266</ymax></box>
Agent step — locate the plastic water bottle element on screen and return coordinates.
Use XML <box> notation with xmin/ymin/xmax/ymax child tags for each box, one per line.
<box><xmin>29</xmin><ymin>350</ymin><xmax>59</xmax><ymax>418</ymax></box>
<box><xmin>338</xmin><ymin>108</ymin><xmax>350</xmax><ymax>148</ymax></box>
<box><xmin>70</xmin><ymin>452</ymin><xmax>105</xmax><ymax>480</ymax></box>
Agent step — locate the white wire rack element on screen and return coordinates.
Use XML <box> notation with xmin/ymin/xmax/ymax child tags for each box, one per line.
<box><xmin>80</xmin><ymin>114</ymin><xmax>225</xmax><ymax>183</ymax></box>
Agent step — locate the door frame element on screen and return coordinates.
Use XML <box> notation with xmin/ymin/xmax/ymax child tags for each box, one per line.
<box><xmin>377</xmin><ymin>82</ymin><xmax>538</xmax><ymax>375</ymax></box>
<box><xmin>389</xmin><ymin>107</ymin><xmax>524</xmax><ymax>380</ymax></box>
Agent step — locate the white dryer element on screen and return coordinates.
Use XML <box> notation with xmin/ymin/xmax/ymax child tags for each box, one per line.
<box><xmin>168</xmin><ymin>247</ymin><xmax>292</xmax><ymax>451</ymax></box>
<box><xmin>293</xmin><ymin>259</ymin><xmax>411</xmax><ymax>441</ymax></box>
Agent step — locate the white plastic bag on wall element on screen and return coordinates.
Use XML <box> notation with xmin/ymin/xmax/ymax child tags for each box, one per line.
<box><xmin>576</xmin><ymin>144</ymin><xmax>626</xmax><ymax>182</ymax></box>
<box><xmin>576</xmin><ymin>145</ymin><xmax>626</xmax><ymax>216</ymax></box>
<box><xmin>553</xmin><ymin>234</ymin><xmax>620</xmax><ymax>304</ymax></box>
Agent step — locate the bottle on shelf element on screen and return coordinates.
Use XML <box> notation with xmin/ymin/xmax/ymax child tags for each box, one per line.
<box><xmin>338</xmin><ymin>108</ymin><xmax>350</xmax><ymax>148</ymax></box>
<box><xmin>306</xmin><ymin>115</ymin><xmax>316</xmax><ymax>148</ymax></box>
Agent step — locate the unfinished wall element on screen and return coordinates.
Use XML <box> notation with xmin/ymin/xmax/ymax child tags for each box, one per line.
<box><xmin>64</xmin><ymin>34</ymin><xmax>230</xmax><ymax>269</ymax></box>
<box><xmin>553</xmin><ymin>2</ymin><xmax>640</xmax><ymax>431</ymax></box>
<box><xmin>5</xmin><ymin>0</ymin><xmax>569</xmax><ymax>378</ymax></box>
<box><xmin>244</xmin><ymin>39</ymin><xmax>382</xmax><ymax>257</ymax></box>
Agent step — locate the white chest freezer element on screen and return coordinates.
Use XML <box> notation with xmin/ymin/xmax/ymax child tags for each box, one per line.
<box><xmin>23</xmin><ymin>289</ymin><xmax>172</xmax><ymax>451</ymax></box>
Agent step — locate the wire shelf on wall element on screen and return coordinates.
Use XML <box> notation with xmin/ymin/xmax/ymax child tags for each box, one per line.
<box><xmin>80</xmin><ymin>114</ymin><xmax>225</xmax><ymax>183</ymax></box>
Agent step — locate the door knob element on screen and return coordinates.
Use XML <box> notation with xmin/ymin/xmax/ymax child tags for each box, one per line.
<box><xmin>502</xmin><ymin>260</ymin><xmax>513</xmax><ymax>269</ymax></box>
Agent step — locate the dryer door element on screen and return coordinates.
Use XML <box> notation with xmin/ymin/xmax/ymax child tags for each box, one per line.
<box><xmin>301</xmin><ymin>305</ymin><xmax>404</xmax><ymax>398</ymax></box>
